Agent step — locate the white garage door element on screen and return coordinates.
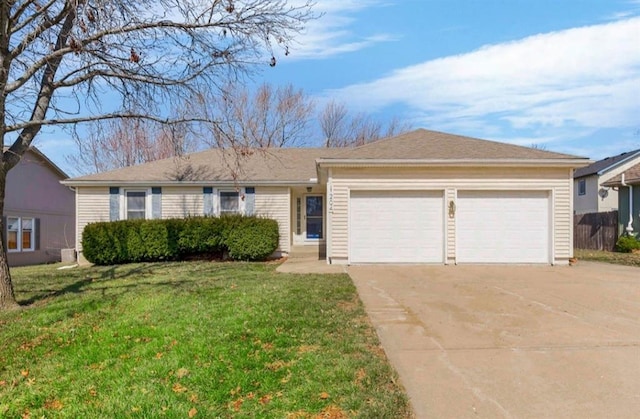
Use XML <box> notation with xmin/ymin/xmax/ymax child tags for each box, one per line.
<box><xmin>349</xmin><ymin>190</ymin><xmax>444</xmax><ymax>263</ymax></box>
<box><xmin>456</xmin><ymin>190</ymin><xmax>550</xmax><ymax>263</ymax></box>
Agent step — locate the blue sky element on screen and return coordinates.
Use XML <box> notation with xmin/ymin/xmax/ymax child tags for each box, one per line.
<box><xmin>37</xmin><ymin>0</ymin><xmax>640</xmax><ymax>173</ymax></box>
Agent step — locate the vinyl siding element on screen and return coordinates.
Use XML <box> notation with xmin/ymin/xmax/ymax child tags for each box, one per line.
<box><xmin>255</xmin><ymin>186</ymin><xmax>290</xmax><ymax>253</ymax></box>
<box><xmin>328</xmin><ymin>166</ymin><xmax>573</xmax><ymax>265</ymax></box>
<box><xmin>76</xmin><ymin>187</ymin><xmax>110</xmax><ymax>251</ymax></box>
<box><xmin>161</xmin><ymin>186</ymin><xmax>204</xmax><ymax>218</ymax></box>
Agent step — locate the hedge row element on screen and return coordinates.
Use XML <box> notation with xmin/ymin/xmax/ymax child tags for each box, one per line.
<box><xmin>81</xmin><ymin>215</ymin><xmax>279</xmax><ymax>265</ymax></box>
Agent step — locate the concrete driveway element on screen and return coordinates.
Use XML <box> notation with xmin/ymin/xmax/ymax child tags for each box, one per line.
<box><xmin>348</xmin><ymin>262</ymin><xmax>640</xmax><ymax>418</ymax></box>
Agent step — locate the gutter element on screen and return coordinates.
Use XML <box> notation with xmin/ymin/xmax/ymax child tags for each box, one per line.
<box><xmin>621</xmin><ymin>173</ymin><xmax>635</xmax><ymax>234</ymax></box>
<box><xmin>60</xmin><ymin>179</ymin><xmax>321</xmax><ymax>187</ymax></box>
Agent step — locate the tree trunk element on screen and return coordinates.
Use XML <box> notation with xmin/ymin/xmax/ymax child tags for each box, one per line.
<box><xmin>0</xmin><ymin>172</ymin><xmax>18</xmax><ymax>309</ymax></box>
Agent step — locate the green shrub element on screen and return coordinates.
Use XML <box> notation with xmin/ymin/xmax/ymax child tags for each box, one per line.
<box><xmin>82</xmin><ymin>215</ymin><xmax>279</xmax><ymax>264</ymax></box>
<box><xmin>615</xmin><ymin>235</ymin><xmax>640</xmax><ymax>253</ymax></box>
<box><xmin>178</xmin><ymin>217</ymin><xmax>223</xmax><ymax>255</ymax></box>
<box><xmin>226</xmin><ymin>218</ymin><xmax>279</xmax><ymax>261</ymax></box>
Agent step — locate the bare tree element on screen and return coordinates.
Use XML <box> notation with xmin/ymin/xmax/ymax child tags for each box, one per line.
<box><xmin>206</xmin><ymin>82</ymin><xmax>315</xmax><ymax>148</ymax></box>
<box><xmin>67</xmin><ymin>117</ymin><xmax>199</xmax><ymax>174</ymax></box>
<box><xmin>319</xmin><ymin>100</ymin><xmax>412</xmax><ymax>147</ymax></box>
<box><xmin>0</xmin><ymin>0</ymin><xmax>315</xmax><ymax>309</ymax></box>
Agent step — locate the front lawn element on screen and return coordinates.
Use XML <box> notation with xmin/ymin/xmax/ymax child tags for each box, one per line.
<box><xmin>0</xmin><ymin>262</ymin><xmax>411</xmax><ymax>418</ymax></box>
<box><xmin>574</xmin><ymin>249</ymin><xmax>640</xmax><ymax>267</ymax></box>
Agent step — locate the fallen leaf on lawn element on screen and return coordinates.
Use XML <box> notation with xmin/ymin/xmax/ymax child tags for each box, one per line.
<box><xmin>21</xmin><ymin>409</ymin><xmax>30</xmax><ymax>419</ymax></box>
<box><xmin>188</xmin><ymin>407</ymin><xmax>197</xmax><ymax>417</ymax></box>
<box><xmin>189</xmin><ymin>394</ymin><xmax>198</xmax><ymax>403</ymax></box>
<box><xmin>26</xmin><ymin>378</ymin><xmax>36</xmax><ymax>386</ymax></box>
<box><xmin>20</xmin><ymin>370</ymin><xmax>29</xmax><ymax>377</ymax></box>
<box><xmin>297</xmin><ymin>345</ymin><xmax>319</xmax><ymax>354</ymax></box>
<box><xmin>172</xmin><ymin>383</ymin><xmax>187</xmax><ymax>393</ymax></box>
<box><xmin>44</xmin><ymin>399</ymin><xmax>63</xmax><ymax>410</ymax></box>
<box><xmin>259</xmin><ymin>394</ymin><xmax>272</xmax><ymax>405</ymax></box>
<box><xmin>231</xmin><ymin>398</ymin><xmax>243</xmax><ymax>412</ymax></box>
<box><xmin>246</xmin><ymin>392</ymin><xmax>255</xmax><ymax>400</ymax></box>
<box><xmin>230</xmin><ymin>386</ymin><xmax>241</xmax><ymax>396</ymax></box>
<box><xmin>89</xmin><ymin>388</ymin><xmax>98</xmax><ymax>397</ymax></box>
<box><xmin>355</xmin><ymin>368</ymin><xmax>367</xmax><ymax>385</ymax></box>
<box><xmin>316</xmin><ymin>405</ymin><xmax>348</xmax><ymax>418</ymax></box>
<box><xmin>155</xmin><ymin>352</ymin><xmax>164</xmax><ymax>359</ymax></box>
<box><xmin>131</xmin><ymin>406</ymin><xmax>141</xmax><ymax>412</ymax></box>
<box><xmin>0</xmin><ymin>380</ymin><xmax>6</xmax><ymax>386</ymax></box>
<box><xmin>176</xmin><ymin>368</ymin><xmax>190</xmax><ymax>378</ymax></box>
<box><xmin>319</xmin><ymin>392</ymin><xmax>330</xmax><ymax>400</ymax></box>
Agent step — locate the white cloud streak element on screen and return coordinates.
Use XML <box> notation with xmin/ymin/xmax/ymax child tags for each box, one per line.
<box><xmin>287</xmin><ymin>0</ymin><xmax>398</xmax><ymax>59</ymax></box>
<box><xmin>325</xmin><ymin>17</ymin><xmax>640</xmax><ymax>148</ymax></box>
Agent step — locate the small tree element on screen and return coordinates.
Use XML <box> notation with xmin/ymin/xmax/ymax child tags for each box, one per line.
<box><xmin>0</xmin><ymin>0</ymin><xmax>315</xmax><ymax>309</ymax></box>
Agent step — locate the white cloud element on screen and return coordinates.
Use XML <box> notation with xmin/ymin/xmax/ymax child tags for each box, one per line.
<box><xmin>325</xmin><ymin>17</ymin><xmax>640</xmax><ymax>149</ymax></box>
<box><xmin>287</xmin><ymin>0</ymin><xmax>398</xmax><ymax>59</ymax></box>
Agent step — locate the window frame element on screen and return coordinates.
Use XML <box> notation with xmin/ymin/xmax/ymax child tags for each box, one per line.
<box><xmin>121</xmin><ymin>189</ymin><xmax>151</xmax><ymax>220</ymax></box>
<box><xmin>6</xmin><ymin>216</ymin><xmax>36</xmax><ymax>253</ymax></box>
<box><xmin>219</xmin><ymin>190</ymin><xmax>241</xmax><ymax>215</ymax></box>
<box><xmin>578</xmin><ymin>179</ymin><xmax>586</xmax><ymax>196</ymax></box>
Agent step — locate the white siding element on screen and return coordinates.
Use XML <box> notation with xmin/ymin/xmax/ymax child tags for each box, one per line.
<box><xmin>328</xmin><ymin>166</ymin><xmax>573</xmax><ymax>265</ymax></box>
<box><xmin>76</xmin><ymin>187</ymin><xmax>110</xmax><ymax>251</ymax></box>
<box><xmin>161</xmin><ymin>186</ymin><xmax>203</xmax><ymax>218</ymax></box>
<box><xmin>255</xmin><ymin>186</ymin><xmax>290</xmax><ymax>253</ymax></box>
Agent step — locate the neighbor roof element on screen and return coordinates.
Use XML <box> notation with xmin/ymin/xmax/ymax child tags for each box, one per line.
<box><xmin>574</xmin><ymin>149</ymin><xmax>640</xmax><ymax>178</ymax></box>
<box><xmin>63</xmin><ymin>129</ymin><xmax>588</xmax><ymax>186</ymax></box>
<box><xmin>602</xmin><ymin>162</ymin><xmax>640</xmax><ymax>187</ymax></box>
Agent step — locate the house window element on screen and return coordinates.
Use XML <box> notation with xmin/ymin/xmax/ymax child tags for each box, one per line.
<box><xmin>126</xmin><ymin>191</ymin><xmax>147</xmax><ymax>219</ymax></box>
<box><xmin>220</xmin><ymin>191</ymin><xmax>240</xmax><ymax>214</ymax></box>
<box><xmin>6</xmin><ymin>216</ymin><xmax>35</xmax><ymax>252</ymax></box>
<box><xmin>578</xmin><ymin>179</ymin><xmax>586</xmax><ymax>196</ymax></box>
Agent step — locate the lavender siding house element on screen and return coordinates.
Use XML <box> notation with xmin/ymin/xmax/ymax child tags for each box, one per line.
<box><xmin>4</xmin><ymin>147</ymin><xmax>75</xmax><ymax>266</ymax></box>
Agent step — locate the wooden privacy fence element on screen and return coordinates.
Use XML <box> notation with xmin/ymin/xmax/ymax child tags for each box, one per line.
<box><xmin>574</xmin><ymin>211</ymin><xmax>618</xmax><ymax>251</ymax></box>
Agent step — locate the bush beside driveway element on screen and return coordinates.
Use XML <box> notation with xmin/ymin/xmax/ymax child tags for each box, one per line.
<box><xmin>350</xmin><ymin>262</ymin><xmax>640</xmax><ymax>418</ymax></box>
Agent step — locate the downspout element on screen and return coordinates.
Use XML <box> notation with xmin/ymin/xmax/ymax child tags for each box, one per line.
<box><xmin>621</xmin><ymin>174</ymin><xmax>634</xmax><ymax>234</ymax></box>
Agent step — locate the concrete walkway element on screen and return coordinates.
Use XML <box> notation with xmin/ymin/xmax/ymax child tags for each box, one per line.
<box><xmin>276</xmin><ymin>257</ymin><xmax>347</xmax><ymax>274</ymax></box>
<box><xmin>349</xmin><ymin>262</ymin><xmax>640</xmax><ymax>419</ymax></box>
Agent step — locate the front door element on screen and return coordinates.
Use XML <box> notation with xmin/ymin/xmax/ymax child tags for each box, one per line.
<box><xmin>305</xmin><ymin>195</ymin><xmax>323</xmax><ymax>239</ymax></box>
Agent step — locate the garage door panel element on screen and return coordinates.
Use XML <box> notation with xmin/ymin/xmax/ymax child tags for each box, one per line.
<box><xmin>350</xmin><ymin>190</ymin><xmax>444</xmax><ymax>263</ymax></box>
<box><xmin>457</xmin><ymin>191</ymin><xmax>550</xmax><ymax>263</ymax></box>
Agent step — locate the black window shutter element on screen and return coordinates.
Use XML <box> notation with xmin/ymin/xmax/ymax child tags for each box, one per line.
<box><xmin>34</xmin><ymin>218</ymin><xmax>40</xmax><ymax>251</ymax></box>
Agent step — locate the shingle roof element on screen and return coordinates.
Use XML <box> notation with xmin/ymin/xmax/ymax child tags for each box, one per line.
<box><xmin>574</xmin><ymin>149</ymin><xmax>640</xmax><ymax>178</ymax></box>
<box><xmin>64</xmin><ymin>129</ymin><xmax>587</xmax><ymax>184</ymax></box>
<box><xmin>602</xmin><ymin>162</ymin><xmax>640</xmax><ymax>186</ymax></box>
<box><xmin>329</xmin><ymin>128</ymin><xmax>581</xmax><ymax>160</ymax></box>
<box><xmin>67</xmin><ymin>148</ymin><xmax>345</xmax><ymax>183</ymax></box>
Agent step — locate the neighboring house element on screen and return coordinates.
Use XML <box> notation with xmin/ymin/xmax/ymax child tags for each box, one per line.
<box><xmin>573</xmin><ymin>149</ymin><xmax>640</xmax><ymax>214</ymax></box>
<box><xmin>62</xmin><ymin>129</ymin><xmax>589</xmax><ymax>265</ymax></box>
<box><xmin>5</xmin><ymin>147</ymin><xmax>75</xmax><ymax>266</ymax></box>
<box><xmin>602</xmin><ymin>163</ymin><xmax>640</xmax><ymax>236</ymax></box>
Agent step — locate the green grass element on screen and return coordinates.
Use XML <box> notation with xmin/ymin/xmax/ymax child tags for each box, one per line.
<box><xmin>0</xmin><ymin>262</ymin><xmax>411</xmax><ymax>418</ymax></box>
<box><xmin>574</xmin><ymin>249</ymin><xmax>640</xmax><ymax>267</ymax></box>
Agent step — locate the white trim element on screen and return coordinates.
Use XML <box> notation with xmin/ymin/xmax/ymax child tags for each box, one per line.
<box><xmin>120</xmin><ymin>188</ymin><xmax>152</xmax><ymax>220</ymax></box>
<box><xmin>218</xmin><ymin>189</ymin><xmax>242</xmax><ymax>215</ymax></box>
<box><xmin>6</xmin><ymin>216</ymin><xmax>36</xmax><ymax>253</ymax></box>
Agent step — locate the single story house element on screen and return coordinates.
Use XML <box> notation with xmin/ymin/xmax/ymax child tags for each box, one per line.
<box><xmin>62</xmin><ymin>129</ymin><xmax>589</xmax><ymax>265</ymax></box>
<box><xmin>602</xmin><ymin>163</ymin><xmax>640</xmax><ymax>236</ymax></box>
<box><xmin>573</xmin><ymin>149</ymin><xmax>640</xmax><ymax>214</ymax></box>
<box><xmin>5</xmin><ymin>147</ymin><xmax>75</xmax><ymax>266</ymax></box>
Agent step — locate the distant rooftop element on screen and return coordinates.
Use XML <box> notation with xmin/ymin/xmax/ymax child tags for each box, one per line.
<box><xmin>574</xmin><ymin>149</ymin><xmax>640</xmax><ymax>178</ymax></box>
